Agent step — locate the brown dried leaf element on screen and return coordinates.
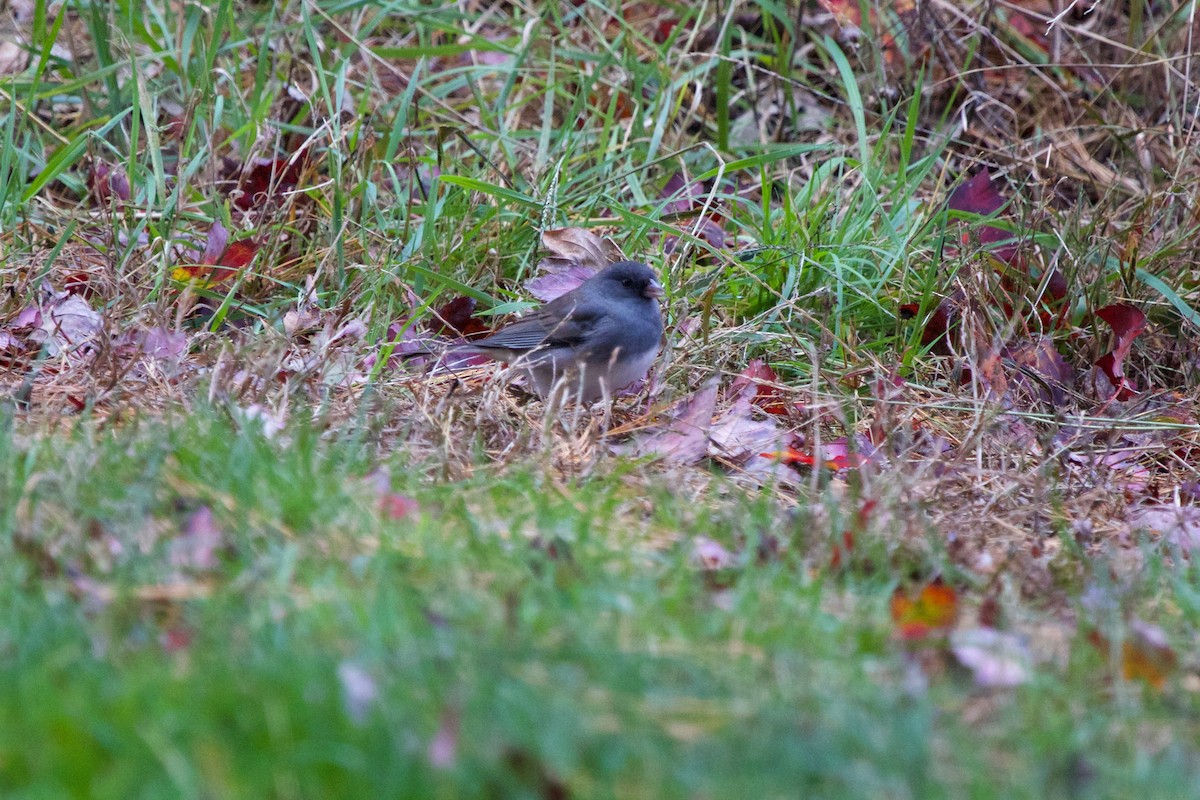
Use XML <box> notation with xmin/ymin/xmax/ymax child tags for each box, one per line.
<box><xmin>541</xmin><ymin>227</ymin><xmax>624</xmax><ymax>270</ymax></box>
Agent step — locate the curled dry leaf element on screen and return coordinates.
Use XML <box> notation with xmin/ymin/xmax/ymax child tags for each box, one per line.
<box><xmin>729</xmin><ymin>358</ymin><xmax>790</xmax><ymax>415</ymax></box>
<box><xmin>1094</xmin><ymin>303</ymin><xmax>1147</xmax><ymax>400</ymax></box>
<box><xmin>20</xmin><ymin>292</ymin><xmax>103</xmax><ymax>359</ymax></box>
<box><xmin>89</xmin><ymin>160</ymin><xmax>131</xmax><ymax>204</ymax></box>
<box><xmin>1003</xmin><ymin>337</ymin><xmax>1075</xmax><ymax>406</ymax></box>
<box><xmin>0</xmin><ymin>40</ymin><xmax>28</xmax><ymax>75</ymax></box>
<box><xmin>541</xmin><ymin>226</ymin><xmax>624</xmax><ymax>270</ymax></box>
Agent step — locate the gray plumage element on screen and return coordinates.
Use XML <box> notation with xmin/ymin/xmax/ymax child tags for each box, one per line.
<box><xmin>430</xmin><ymin>261</ymin><xmax>665</xmax><ymax>402</ymax></box>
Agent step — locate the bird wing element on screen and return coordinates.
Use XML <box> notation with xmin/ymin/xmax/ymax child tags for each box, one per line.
<box><xmin>471</xmin><ymin>301</ymin><xmax>601</xmax><ymax>352</ymax></box>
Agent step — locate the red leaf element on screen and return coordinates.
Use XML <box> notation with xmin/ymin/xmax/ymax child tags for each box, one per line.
<box><xmin>762</xmin><ymin>438</ymin><xmax>869</xmax><ymax>472</ymax></box>
<box><xmin>173</xmin><ymin>222</ymin><xmax>259</xmax><ymax>286</ymax></box>
<box><xmin>380</xmin><ymin>493</ymin><xmax>419</xmax><ymax>520</ymax></box>
<box><xmin>948</xmin><ymin>169</ymin><xmax>1006</xmax><ymax>217</ymax></box>
<box><xmin>1095</xmin><ymin>303</ymin><xmax>1147</xmax><ymax>399</ymax></box>
<box><xmin>428</xmin><ymin>296</ymin><xmax>489</xmax><ymax>337</ymax></box>
<box><xmin>234</xmin><ymin>155</ymin><xmax>306</xmax><ymax>210</ymax></box>
<box><xmin>948</xmin><ymin>170</ymin><xmax>1018</xmax><ymax>264</ymax></box>
<box><xmin>903</xmin><ymin>294</ymin><xmax>962</xmax><ymax>356</ymax></box>
<box><xmin>729</xmin><ymin>359</ymin><xmax>788</xmax><ymax>415</ymax></box>
<box><xmin>1097</xmin><ymin>303</ymin><xmax>1147</xmax><ymax>351</ymax></box>
<box><xmin>218</xmin><ymin>239</ymin><xmax>260</xmax><ymax>270</ymax></box>
<box><xmin>829</xmin><ymin>531</ymin><xmax>855</xmax><ymax>570</ymax></box>
<box><xmin>89</xmin><ymin>161</ymin><xmax>131</xmax><ymax>203</ymax></box>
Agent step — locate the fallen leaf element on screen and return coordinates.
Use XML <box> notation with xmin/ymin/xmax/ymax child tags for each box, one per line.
<box><xmin>659</xmin><ymin>171</ymin><xmax>704</xmax><ymax>215</ymax></box>
<box><xmin>764</xmin><ymin>437</ymin><xmax>871</xmax><ymax>472</ymax></box>
<box><xmin>1094</xmin><ymin>303</ymin><xmax>1146</xmax><ymax>400</ymax></box>
<box><xmin>948</xmin><ymin>169</ymin><xmax>1019</xmax><ymax>265</ymax></box>
<box><xmin>337</xmin><ymin>661</ymin><xmax>379</xmax><ymax>724</ymax></box>
<box><xmin>168</xmin><ymin>506</ymin><xmax>225</xmax><ymax>573</ymax></box>
<box><xmin>618</xmin><ymin>379</ymin><xmax>719</xmax><ymax>464</ymax></box>
<box><xmin>891</xmin><ymin>579</ymin><xmax>958</xmax><ymax>640</ymax></box>
<box><xmin>816</xmin><ymin>0</ymin><xmax>927</xmax><ymax>68</ymax></box>
<box><xmin>828</xmin><ymin>530</ymin><xmax>856</xmax><ymax>570</ymax></box>
<box><xmin>89</xmin><ymin>160</ymin><xmax>131</xmax><ymax>203</ymax></box>
<box><xmin>141</xmin><ymin>327</ymin><xmax>187</xmax><ymax>361</ymax></box>
<box><xmin>428</xmin><ymin>295</ymin><xmax>489</xmax><ymax>337</ymax></box>
<box><xmin>901</xmin><ymin>292</ymin><xmax>964</xmax><ymax>356</ymax></box>
<box><xmin>172</xmin><ymin>221</ymin><xmax>261</xmax><ymax>286</ymax></box>
<box><xmin>27</xmin><ymin>293</ymin><xmax>102</xmax><ymax>358</ymax></box>
<box><xmin>708</xmin><ymin>383</ymin><xmax>787</xmax><ymax>464</ymax></box>
<box><xmin>380</xmin><ymin>493</ymin><xmax>420</xmax><ymax>520</ymax></box>
<box><xmin>201</xmin><ymin>219</ymin><xmax>230</xmax><ymax>265</ymax></box>
<box><xmin>0</xmin><ymin>39</ymin><xmax>28</xmax><ymax>75</ymax></box>
<box><xmin>427</xmin><ymin>707</ymin><xmax>460</xmax><ymax>769</ymax></box>
<box><xmin>1089</xmin><ymin>620</ymin><xmax>1177</xmax><ymax>690</ymax></box>
<box><xmin>729</xmin><ymin>359</ymin><xmax>789</xmax><ymax>415</ymax></box>
<box><xmin>525</xmin><ymin>266</ymin><xmax>597</xmax><ymax>303</ymax></box>
<box><xmin>541</xmin><ymin>227</ymin><xmax>623</xmax><ymax>270</ymax></box>
<box><xmin>950</xmin><ymin>628</ymin><xmax>1032</xmax><ymax>687</ymax></box>
<box><xmin>233</xmin><ymin>154</ymin><xmax>307</xmax><ymax>210</ymax></box>
<box><xmin>692</xmin><ymin>536</ymin><xmax>736</xmax><ymax>570</ymax></box>
<box><xmin>1126</xmin><ymin>504</ymin><xmax>1200</xmax><ymax>553</ymax></box>
<box><xmin>1003</xmin><ymin>337</ymin><xmax>1075</xmax><ymax>405</ymax></box>
<box><xmin>525</xmin><ymin>228</ymin><xmax>625</xmax><ymax>301</ymax></box>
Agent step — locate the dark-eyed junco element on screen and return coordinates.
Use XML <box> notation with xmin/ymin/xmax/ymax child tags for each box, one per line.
<box><xmin>419</xmin><ymin>261</ymin><xmax>665</xmax><ymax>402</ymax></box>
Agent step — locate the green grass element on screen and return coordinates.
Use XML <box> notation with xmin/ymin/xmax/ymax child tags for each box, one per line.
<box><xmin>5</xmin><ymin>0</ymin><xmax>1200</xmax><ymax>795</ymax></box>
<box><xmin>2</xmin><ymin>408</ymin><xmax>1200</xmax><ymax>798</ymax></box>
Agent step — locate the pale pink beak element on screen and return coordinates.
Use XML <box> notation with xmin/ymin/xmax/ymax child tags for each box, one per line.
<box><xmin>644</xmin><ymin>279</ymin><xmax>665</xmax><ymax>300</ymax></box>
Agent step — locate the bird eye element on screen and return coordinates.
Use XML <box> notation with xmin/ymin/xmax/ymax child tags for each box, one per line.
<box><xmin>621</xmin><ymin>278</ymin><xmax>632</xmax><ymax>287</ymax></box>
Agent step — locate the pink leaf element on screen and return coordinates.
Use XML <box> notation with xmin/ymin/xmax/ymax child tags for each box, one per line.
<box><xmin>618</xmin><ymin>379</ymin><xmax>719</xmax><ymax>464</ymax></box>
<box><xmin>141</xmin><ymin>327</ymin><xmax>187</xmax><ymax>360</ymax></box>
<box><xmin>200</xmin><ymin>220</ymin><xmax>229</xmax><ymax>265</ymax></box>
<box><xmin>524</xmin><ymin>266</ymin><xmax>596</xmax><ymax>302</ymax></box>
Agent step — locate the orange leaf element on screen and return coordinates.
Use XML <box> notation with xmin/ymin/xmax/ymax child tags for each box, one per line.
<box><xmin>1089</xmin><ymin>623</ymin><xmax>1177</xmax><ymax>690</ymax></box>
<box><xmin>891</xmin><ymin>580</ymin><xmax>958</xmax><ymax>640</ymax></box>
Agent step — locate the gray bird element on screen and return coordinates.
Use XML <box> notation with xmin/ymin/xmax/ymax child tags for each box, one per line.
<box><xmin>421</xmin><ymin>261</ymin><xmax>665</xmax><ymax>402</ymax></box>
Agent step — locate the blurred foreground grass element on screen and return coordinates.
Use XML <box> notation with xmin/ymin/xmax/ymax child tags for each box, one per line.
<box><xmin>3</xmin><ymin>408</ymin><xmax>1200</xmax><ymax>799</ymax></box>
